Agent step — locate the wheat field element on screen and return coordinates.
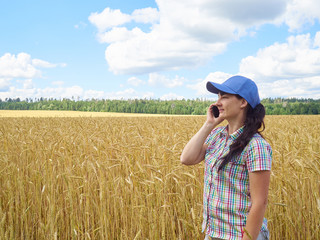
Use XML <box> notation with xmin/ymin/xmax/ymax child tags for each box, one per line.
<box><xmin>0</xmin><ymin>110</ymin><xmax>174</xmax><ymax>118</ymax></box>
<box><xmin>0</xmin><ymin>112</ymin><xmax>319</xmax><ymax>239</ymax></box>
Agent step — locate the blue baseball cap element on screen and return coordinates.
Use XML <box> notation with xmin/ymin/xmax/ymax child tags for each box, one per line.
<box><xmin>206</xmin><ymin>75</ymin><xmax>260</xmax><ymax>108</ymax></box>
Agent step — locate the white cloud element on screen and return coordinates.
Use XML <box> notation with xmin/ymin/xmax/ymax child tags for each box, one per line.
<box><xmin>90</xmin><ymin>0</ymin><xmax>290</xmax><ymax>75</ymax></box>
<box><xmin>191</xmin><ymin>32</ymin><xmax>320</xmax><ymax>99</ymax></box>
<box><xmin>0</xmin><ymin>53</ymin><xmax>41</xmax><ymax>79</ymax></box>
<box><xmin>84</xmin><ymin>89</ymin><xmax>154</xmax><ymax>100</ymax></box>
<box><xmin>284</xmin><ymin>0</ymin><xmax>320</xmax><ymax>32</ymax></box>
<box><xmin>0</xmin><ymin>85</ymin><xmax>83</xmax><ymax>100</ymax></box>
<box><xmin>132</xmin><ymin>7</ymin><xmax>160</xmax><ymax>24</ymax></box>
<box><xmin>0</xmin><ymin>52</ymin><xmax>66</xmax><ymax>93</ymax></box>
<box><xmin>88</xmin><ymin>0</ymin><xmax>320</xmax><ymax>77</ymax></box>
<box><xmin>89</xmin><ymin>7</ymin><xmax>159</xmax><ymax>33</ymax></box>
<box><xmin>258</xmin><ymin>77</ymin><xmax>320</xmax><ymax>99</ymax></box>
<box><xmin>96</xmin><ymin>88</ymin><xmax>154</xmax><ymax>99</ymax></box>
<box><xmin>0</xmin><ymin>52</ymin><xmax>65</xmax><ymax>79</ymax></box>
<box><xmin>239</xmin><ymin>32</ymin><xmax>320</xmax><ymax>81</ymax></box>
<box><xmin>83</xmin><ymin>89</ymin><xmax>105</xmax><ymax>99</ymax></box>
<box><xmin>16</xmin><ymin>79</ymin><xmax>34</xmax><ymax>89</ymax></box>
<box><xmin>0</xmin><ymin>85</ymin><xmax>155</xmax><ymax>101</ymax></box>
<box><xmin>187</xmin><ymin>31</ymin><xmax>320</xmax><ymax>99</ymax></box>
<box><xmin>205</xmin><ymin>0</ymin><xmax>287</xmax><ymax>25</ymax></box>
<box><xmin>23</xmin><ymin>79</ymin><xmax>34</xmax><ymax>89</ymax></box>
<box><xmin>32</xmin><ymin>59</ymin><xmax>58</xmax><ymax>68</ymax></box>
<box><xmin>89</xmin><ymin>8</ymin><xmax>131</xmax><ymax>32</ymax></box>
<box><xmin>97</xmin><ymin>27</ymin><xmax>144</xmax><ymax>43</ymax></box>
<box><xmin>188</xmin><ymin>71</ymin><xmax>320</xmax><ymax>100</ymax></box>
<box><xmin>314</xmin><ymin>31</ymin><xmax>320</xmax><ymax>47</ymax></box>
<box><xmin>0</xmin><ymin>78</ymin><xmax>11</xmax><ymax>91</ymax></box>
<box><xmin>148</xmin><ymin>73</ymin><xmax>185</xmax><ymax>88</ymax></box>
<box><xmin>104</xmin><ymin>30</ymin><xmax>226</xmax><ymax>74</ymax></box>
<box><xmin>127</xmin><ymin>76</ymin><xmax>145</xmax><ymax>87</ymax></box>
<box><xmin>187</xmin><ymin>71</ymin><xmax>232</xmax><ymax>96</ymax></box>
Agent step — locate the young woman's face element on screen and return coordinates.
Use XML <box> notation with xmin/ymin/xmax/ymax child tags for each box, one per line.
<box><xmin>216</xmin><ymin>93</ymin><xmax>246</xmax><ymax>120</ymax></box>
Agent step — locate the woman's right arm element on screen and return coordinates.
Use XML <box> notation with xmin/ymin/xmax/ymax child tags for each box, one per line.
<box><xmin>180</xmin><ymin>104</ymin><xmax>224</xmax><ymax>165</ymax></box>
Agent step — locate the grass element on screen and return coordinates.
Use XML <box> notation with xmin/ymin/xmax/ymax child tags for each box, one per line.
<box><xmin>0</xmin><ymin>113</ymin><xmax>319</xmax><ymax>239</ymax></box>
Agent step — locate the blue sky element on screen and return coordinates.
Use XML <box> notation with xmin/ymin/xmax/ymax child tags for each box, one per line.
<box><xmin>0</xmin><ymin>0</ymin><xmax>320</xmax><ymax>101</ymax></box>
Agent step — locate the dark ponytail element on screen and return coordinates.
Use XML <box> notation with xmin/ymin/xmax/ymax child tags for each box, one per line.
<box><xmin>218</xmin><ymin>103</ymin><xmax>266</xmax><ymax>171</ymax></box>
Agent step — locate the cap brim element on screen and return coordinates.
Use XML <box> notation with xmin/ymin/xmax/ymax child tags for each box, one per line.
<box><xmin>206</xmin><ymin>81</ymin><xmax>237</xmax><ymax>95</ymax></box>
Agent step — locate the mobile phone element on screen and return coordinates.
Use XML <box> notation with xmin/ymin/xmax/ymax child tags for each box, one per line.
<box><xmin>211</xmin><ymin>105</ymin><xmax>219</xmax><ymax>118</ymax></box>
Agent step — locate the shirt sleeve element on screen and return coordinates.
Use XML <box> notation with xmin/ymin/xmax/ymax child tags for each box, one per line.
<box><xmin>246</xmin><ymin>136</ymin><xmax>272</xmax><ymax>172</ymax></box>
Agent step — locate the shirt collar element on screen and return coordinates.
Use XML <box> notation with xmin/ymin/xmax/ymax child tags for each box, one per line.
<box><xmin>229</xmin><ymin>125</ymin><xmax>244</xmax><ymax>140</ymax></box>
<box><xmin>220</xmin><ymin>125</ymin><xmax>244</xmax><ymax>140</ymax></box>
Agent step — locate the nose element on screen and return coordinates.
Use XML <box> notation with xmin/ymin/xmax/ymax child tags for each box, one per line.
<box><xmin>216</xmin><ymin>97</ymin><xmax>222</xmax><ymax>106</ymax></box>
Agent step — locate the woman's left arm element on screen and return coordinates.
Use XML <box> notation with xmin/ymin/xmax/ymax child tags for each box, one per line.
<box><xmin>242</xmin><ymin>170</ymin><xmax>271</xmax><ymax>240</ymax></box>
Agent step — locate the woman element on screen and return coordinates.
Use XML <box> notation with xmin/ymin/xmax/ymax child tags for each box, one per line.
<box><xmin>180</xmin><ymin>76</ymin><xmax>272</xmax><ymax>240</ymax></box>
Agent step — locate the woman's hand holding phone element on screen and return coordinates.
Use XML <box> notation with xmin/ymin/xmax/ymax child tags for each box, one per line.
<box><xmin>206</xmin><ymin>104</ymin><xmax>223</xmax><ymax>128</ymax></box>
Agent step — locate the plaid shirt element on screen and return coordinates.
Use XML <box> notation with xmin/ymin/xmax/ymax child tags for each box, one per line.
<box><xmin>202</xmin><ymin>126</ymin><xmax>272</xmax><ymax>240</ymax></box>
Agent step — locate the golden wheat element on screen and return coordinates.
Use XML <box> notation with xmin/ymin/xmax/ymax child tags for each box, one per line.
<box><xmin>0</xmin><ymin>114</ymin><xmax>319</xmax><ymax>239</ymax></box>
<box><xmin>0</xmin><ymin>110</ymin><xmax>188</xmax><ymax>118</ymax></box>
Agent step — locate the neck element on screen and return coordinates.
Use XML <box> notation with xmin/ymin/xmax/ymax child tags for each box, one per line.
<box><xmin>227</xmin><ymin>122</ymin><xmax>244</xmax><ymax>135</ymax></box>
<box><xmin>226</xmin><ymin>113</ymin><xmax>246</xmax><ymax>135</ymax></box>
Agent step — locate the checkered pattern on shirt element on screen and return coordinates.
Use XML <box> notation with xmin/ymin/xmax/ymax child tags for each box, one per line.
<box><xmin>202</xmin><ymin>126</ymin><xmax>272</xmax><ymax>240</ymax></box>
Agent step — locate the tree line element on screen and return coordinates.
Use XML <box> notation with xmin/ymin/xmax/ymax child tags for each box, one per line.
<box><xmin>0</xmin><ymin>97</ymin><xmax>319</xmax><ymax>115</ymax></box>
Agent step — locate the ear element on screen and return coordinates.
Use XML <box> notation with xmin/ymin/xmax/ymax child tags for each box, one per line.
<box><xmin>240</xmin><ymin>98</ymin><xmax>248</xmax><ymax>109</ymax></box>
